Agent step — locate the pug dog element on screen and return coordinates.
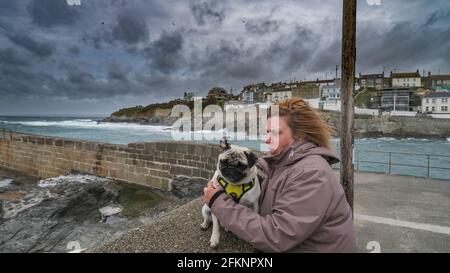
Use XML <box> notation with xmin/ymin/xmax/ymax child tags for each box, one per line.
<box><xmin>201</xmin><ymin>137</ymin><xmax>261</xmax><ymax>249</ymax></box>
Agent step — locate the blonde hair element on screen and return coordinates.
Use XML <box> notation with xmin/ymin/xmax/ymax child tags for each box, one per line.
<box><xmin>268</xmin><ymin>98</ymin><xmax>335</xmax><ymax>149</ymax></box>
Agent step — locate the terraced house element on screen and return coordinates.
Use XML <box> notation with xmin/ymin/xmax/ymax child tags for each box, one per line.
<box><xmin>391</xmin><ymin>70</ymin><xmax>422</xmax><ymax>87</ymax></box>
<box><xmin>422</xmin><ymin>92</ymin><xmax>450</xmax><ymax>113</ymax></box>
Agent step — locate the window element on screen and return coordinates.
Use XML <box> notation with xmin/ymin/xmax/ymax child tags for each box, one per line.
<box><xmin>432</xmin><ymin>99</ymin><xmax>436</xmax><ymax>103</ymax></box>
<box><xmin>426</xmin><ymin>106</ymin><xmax>429</xmax><ymax>112</ymax></box>
<box><xmin>432</xmin><ymin>106</ymin><xmax>435</xmax><ymax>112</ymax></box>
<box><xmin>442</xmin><ymin>106</ymin><xmax>448</xmax><ymax>112</ymax></box>
<box><xmin>426</xmin><ymin>99</ymin><xmax>429</xmax><ymax>103</ymax></box>
<box><xmin>442</xmin><ymin>98</ymin><xmax>448</xmax><ymax>103</ymax></box>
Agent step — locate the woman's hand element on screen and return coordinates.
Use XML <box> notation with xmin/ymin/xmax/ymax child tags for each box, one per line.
<box><xmin>203</xmin><ymin>181</ymin><xmax>221</xmax><ymax>205</ymax></box>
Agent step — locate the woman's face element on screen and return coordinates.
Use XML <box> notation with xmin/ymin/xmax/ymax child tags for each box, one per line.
<box><xmin>264</xmin><ymin>116</ymin><xmax>295</xmax><ymax>156</ymax></box>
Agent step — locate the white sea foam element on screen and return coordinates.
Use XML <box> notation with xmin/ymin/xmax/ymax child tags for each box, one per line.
<box><xmin>38</xmin><ymin>174</ymin><xmax>112</xmax><ymax>188</ymax></box>
<box><xmin>0</xmin><ymin>178</ymin><xmax>13</xmax><ymax>188</ymax></box>
<box><xmin>377</xmin><ymin>137</ymin><xmax>396</xmax><ymax>141</ymax></box>
<box><xmin>4</xmin><ymin>119</ymin><xmax>169</xmax><ymax>133</ymax></box>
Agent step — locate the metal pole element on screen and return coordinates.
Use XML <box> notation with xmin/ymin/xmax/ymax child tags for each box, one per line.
<box><xmin>356</xmin><ymin>150</ymin><xmax>359</xmax><ymax>171</ymax></box>
<box><xmin>340</xmin><ymin>0</ymin><xmax>357</xmax><ymax>212</ymax></box>
<box><xmin>388</xmin><ymin>152</ymin><xmax>392</xmax><ymax>174</ymax></box>
<box><xmin>427</xmin><ymin>155</ymin><xmax>430</xmax><ymax>178</ymax></box>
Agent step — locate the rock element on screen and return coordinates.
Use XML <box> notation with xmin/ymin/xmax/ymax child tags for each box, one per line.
<box><xmin>0</xmin><ymin>179</ymin><xmax>120</xmax><ymax>252</ymax></box>
<box><xmin>171</xmin><ymin>176</ymin><xmax>206</xmax><ymax>200</ymax></box>
<box><xmin>99</xmin><ymin>204</ymin><xmax>123</xmax><ymax>222</ymax></box>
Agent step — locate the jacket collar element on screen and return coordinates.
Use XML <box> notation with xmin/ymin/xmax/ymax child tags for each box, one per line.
<box><xmin>264</xmin><ymin>138</ymin><xmax>310</xmax><ymax>165</ymax></box>
<box><xmin>263</xmin><ymin>138</ymin><xmax>339</xmax><ymax>167</ymax></box>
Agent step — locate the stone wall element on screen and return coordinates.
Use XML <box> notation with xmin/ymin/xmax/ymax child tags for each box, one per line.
<box><xmin>321</xmin><ymin>111</ymin><xmax>450</xmax><ymax>138</ymax></box>
<box><xmin>0</xmin><ymin>131</ymin><xmax>221</xmax><ymax>191</ymax></box>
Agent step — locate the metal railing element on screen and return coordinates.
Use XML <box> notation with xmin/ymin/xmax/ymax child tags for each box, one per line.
<box><xmin>1</xmin><ymin>128</ymin><xmax>13</xmax><ymax>140</ymax></box>
<box><xmin>332</xmin><ymin>149</ymin><xmax>450</xmax><ymax>180</ymax></box>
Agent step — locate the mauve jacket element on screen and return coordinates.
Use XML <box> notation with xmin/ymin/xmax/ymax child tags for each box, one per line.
<box><xmin>210</xmin><ymin>139</ymin><xmax>357</xmax><ymax>253</ymax></box>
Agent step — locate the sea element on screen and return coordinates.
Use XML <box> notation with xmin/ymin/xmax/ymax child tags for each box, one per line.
<box><xmin>1</xmin><ymin>116</ymin><xmax>449</xmax><ymax>180</ymax></box>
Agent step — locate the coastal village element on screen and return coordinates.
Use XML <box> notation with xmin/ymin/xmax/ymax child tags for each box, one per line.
<box><xmin>181</xmin><ymin>69</ymin><xmax>450</xmax><ymax>118</ymax></box>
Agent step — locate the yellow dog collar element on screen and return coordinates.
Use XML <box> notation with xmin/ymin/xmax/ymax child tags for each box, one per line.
<box><xmin>217</xmin><ymin>175</ymin><xmax>255</xmax><ymax>203</ymax></box>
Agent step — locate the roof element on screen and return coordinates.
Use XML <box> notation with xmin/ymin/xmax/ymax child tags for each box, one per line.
<box><xmin>321</xmin><ymin>83</ymin><xmax>341</xmax><ymax>89</ymax></box>
<box><xmin>360</xmin><ymin>73</ymin><xmax>384</xmax><ymax>79</ymax></box>
<box><xmin>381</xmin><ymin>87</ymin><xmax>414</xmax><ymax>93</ymax></box>
<box><xmin>430</xmin><ymin>75</ymin><xmax>450</xmax><ymax>80</ymax></box>
<box><xmin>391</xmin><ymin>72</ymin><xmax>421</xmax><ymax>78</ymax></box>
<box><xmin>423</xmin><ymin>91</ymin><xmax>450</xmax><ymax>98</ymax></box>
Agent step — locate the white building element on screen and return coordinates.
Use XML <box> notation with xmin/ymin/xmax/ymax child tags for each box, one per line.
<box><xmin>422</xmin><ymin>92</ymin><xmax>450</xmax><ymax>113</ymax></box>
<box><xmin>267</xmin><ymin>90</ymin><xmax>292</xmax><ymax>102</ymax></box>
<box><xmin>391</xmin><ymin>71</ymin><xmax>422</xmax><ymax>87</ymax></box>
<box><xmin>321</xmin><ymin>80</ymin><xmax>341</xmax><ymax>101</ymax></box>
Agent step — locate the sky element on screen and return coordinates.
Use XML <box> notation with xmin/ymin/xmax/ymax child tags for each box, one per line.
<box><xmin>0</xmin><ymin>0</ymin><xmax>449</xmax><ymax>116</ymax></box>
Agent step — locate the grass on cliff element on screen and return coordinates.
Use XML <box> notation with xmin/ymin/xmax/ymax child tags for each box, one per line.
<box><xmin>111</xmin><ymin>98</ymin><xmax>224</xmax><ymax>117</ymax></box>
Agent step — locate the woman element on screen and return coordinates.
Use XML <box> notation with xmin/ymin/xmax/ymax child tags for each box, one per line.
<box><xmin>204</xmin><ymin>98</ymin><xmax>357</xmax><ymax>252</ymax></box>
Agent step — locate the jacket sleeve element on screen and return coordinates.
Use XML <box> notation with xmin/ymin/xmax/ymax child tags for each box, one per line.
<box><xmin>210</xmin><ymin>167</ymin><xmax>333</xmax><ymax>252</ymax></box>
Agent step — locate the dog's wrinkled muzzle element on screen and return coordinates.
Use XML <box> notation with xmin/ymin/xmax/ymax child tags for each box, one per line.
<box><xmin>220</xmin><ymin>167</ymin><xmax>246</xmax><ymax>182</ymax></box>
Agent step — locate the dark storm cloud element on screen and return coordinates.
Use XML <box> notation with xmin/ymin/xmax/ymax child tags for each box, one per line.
<box><xmin>0</xmin><ymin>48</ymin><xmax>30</xmax><ymax>66</ymax></box>
<box><xmin>423</xmin><ymin>10</ymin><xmax>450</xmax><ymax>28</ymax></box>
<box><xmin>67</xmin><ymin>66</ymin><xmax>95</xmax><ymax>84</ymax></box>
<box><xmin>189</xmin><ymin>0</ymin><xmax>225</xmax><ymax>26</ymax></box>
<box><xmin>112</xmin><ymin>15</ymin><xmax>149</xmax><ymax>45</ymax></box>
<box><xmin>192</xmin><ymin>40</ymin><xmax>268</xmax><ymax>81</ymax></box>
<box><xmin>309</xmin><ymin>40</ymin><xmax>341</xmax><ymax>73</ymax></box>
<box><xmin>245</xmin><ymin>18</ymin><xmax>281</xmax><ymax>35</ymax></box>
<box><xmin>108</xmin><ymin>62</ymin><xmax>129</xmax><ymax>82</ymax></box>
<box><xmin>357</xmin><ymin>21</ymin><xmax>450</xmax><ymax>72</ymax></box>
<box><xmin>0</xmin><ymin>1</ymin><xmax>20</xmax><ymax>17</ymax></box>
<box><xmin>0</xmin><ymin>64</ymin><xmax>58</xmax><ymax>100</ymax></box>
<box><xmin>144</xmin><ymin>31</ymin><xmax>184</xmax><ymax>74</ymax></box>
<box><xmin>7</xmin><ymin>33</ymin><xmax>55</xmax><ymax>58</ymax></box>
<box><xmin>27</xmin><ymin>0</ymin><xmax>80</xmax><ymax>27</ymax></box>
<box><xmin>281</xmin><ymin>26</ymin><xmax>318</xmax><ymax>71</ymax></box>
<box><xmin>81</xmin><ymin>11</ymin><xmax>151</xmax><ymax>49</ymax></box>
<box><xmin>68</xmin><ymin>46</ymin><xmax>80</xmax><ymax>55</ymax></box>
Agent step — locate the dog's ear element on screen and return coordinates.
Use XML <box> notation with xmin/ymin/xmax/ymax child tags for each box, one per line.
<box><xmin>244</xmin><ymin>151</ymin><xmax>258</xmax><ymax>168</ymax></box>
<box><xmin>220</xmin><ymin>137</ymin><xmax>231</xmax><ymax>151</ymax></box>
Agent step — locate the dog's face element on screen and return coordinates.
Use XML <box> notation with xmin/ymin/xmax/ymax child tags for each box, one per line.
<box><xmin>217</xmin><ymin>138</ymin><xmax>258</xmax><ymax>183</ymax></box>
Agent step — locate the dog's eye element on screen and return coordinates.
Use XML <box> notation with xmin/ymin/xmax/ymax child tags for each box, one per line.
<box><xmin>237</xmin><ymin>162</ymin><xmax>247</xmax><ymax>170</ymax></box>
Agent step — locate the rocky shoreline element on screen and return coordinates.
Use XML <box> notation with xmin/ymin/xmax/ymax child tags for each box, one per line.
<box><xmin>0</xmin><ymin>168</ymin><xmax>206</xmax><ymax>253</ymax></box>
